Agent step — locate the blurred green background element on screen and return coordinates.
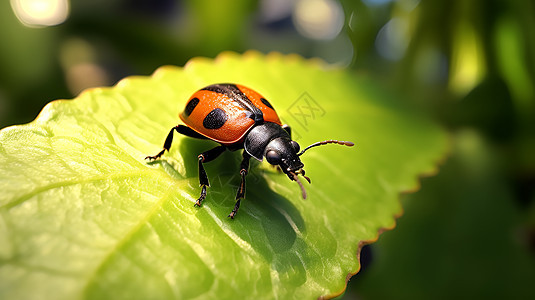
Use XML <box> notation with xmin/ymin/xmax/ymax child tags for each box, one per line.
<box><xmin>1</xmin><ymin>0</ymin><xmax>534</xmax><ymax>298</ymax></box>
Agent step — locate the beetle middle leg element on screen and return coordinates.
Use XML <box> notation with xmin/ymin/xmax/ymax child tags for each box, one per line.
<box><xmin>195</xmin><ymin>145</ymin><xmax>226</xmax><ymax>207</ymax></box>
<box><xmin>229</xmin><ymin>151</ymin><xmax>251</xmax><ymax>219</ymax></box>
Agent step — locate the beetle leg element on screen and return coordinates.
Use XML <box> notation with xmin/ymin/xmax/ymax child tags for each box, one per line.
<box><xmin>145</xmin><ymin>126</ymin><xmax>178</xmax><ymax>160</ymax></box>
<box><xmin>146</xmin><ymin>125</ymin><xmax>208</xmax><ymax>161</ymax></box>
<box><xmin>195</xmin><ymin>145</ymin><xmax>226</xmax><ymax>207</ymax></box>
<box><xmin>229</xmin><ymin>151</ymin><xmax>251</xmax><ymax>219</ymax></box>
<box><xmin>176</xmin><ymin>125</ymin><xmax>209</xmax><ymax>140</ymax></box>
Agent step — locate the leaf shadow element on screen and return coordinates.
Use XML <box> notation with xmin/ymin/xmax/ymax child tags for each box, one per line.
<box><xmin>178</xmin><ymin>137</ymin><xmax>306</xmax><ymax>260</ymax></box>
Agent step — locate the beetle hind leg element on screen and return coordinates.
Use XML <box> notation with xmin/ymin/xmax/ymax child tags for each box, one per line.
<box><xmin>145</xmin><ymin>126</ymin><xmax>178</xmax><ymax>161</ymax></box>
<box><xmin>145</xmin><ymin>125</ymin><xmax>208</xmax><ymax>161</ymax></box>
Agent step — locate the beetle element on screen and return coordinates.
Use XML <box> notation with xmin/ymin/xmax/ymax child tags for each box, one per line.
<box><xmin>146</xmin><ymin>83</ymin><xmax>354</xmax><ymax>218</ymax></box>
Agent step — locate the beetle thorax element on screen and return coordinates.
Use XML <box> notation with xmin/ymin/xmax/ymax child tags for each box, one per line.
<box><xmin>243</xmin><ymin>122</ymin><xmax>303</xmax><ymax>173</ymax></box>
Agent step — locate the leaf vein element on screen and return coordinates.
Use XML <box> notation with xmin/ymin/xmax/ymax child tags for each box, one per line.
<box><xmin>0</xmin><ymin>170</ymin><xmax>174</xmax><ymax>211</ymax></box>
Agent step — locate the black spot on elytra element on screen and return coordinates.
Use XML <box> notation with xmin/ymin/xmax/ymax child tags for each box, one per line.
<box><xmin>261</xmin><ymin>98</ymin><xmax>274</xmax><ymax>109</ymax></box>
<box><xmin>184</xmin><ymin>97</ymin><xmax>199</xmax><ymax>116</ymax></box>
<box><xmin>203</xmin><ymin>108</ymin><xmax>228</xmax><ymax>129</ymax></box>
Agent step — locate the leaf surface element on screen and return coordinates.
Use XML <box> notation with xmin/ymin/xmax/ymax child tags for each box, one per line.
<box><xmin>0</xmin><ymin>51</ymin><xmax>447</xmax><ymax>299</ymax></box>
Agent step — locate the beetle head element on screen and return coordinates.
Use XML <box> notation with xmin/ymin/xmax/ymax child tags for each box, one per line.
<box><xmin>264</xmin><ymin>138</ymin><xmax>356</xmax><ymax>199</ymax></box>
<box><xmin>243</xmin><ymin>122</ymin><xmax>354</xmax><ymax>199</ymax></box>
<box><xmin>264</xmin><ymin>138</ymin><xmax>302</xmax><ymax>172</ymax></box>
<box><xmin>264</xmin><ymin>137</ymin><xmax>311</xmax><ymax>198</ymax></box>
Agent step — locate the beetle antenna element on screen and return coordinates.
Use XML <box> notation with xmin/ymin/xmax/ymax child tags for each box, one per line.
<box><xmin>297</xmin><ymin>140</ymin><xmax>354</xmax><ymax>156</ymax></box>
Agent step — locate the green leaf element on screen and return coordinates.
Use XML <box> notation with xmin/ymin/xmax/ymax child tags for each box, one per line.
<box><xmin>0</xmin><ymin>51</ymin><xmax>447</xmax><ymax>299</ymax></box>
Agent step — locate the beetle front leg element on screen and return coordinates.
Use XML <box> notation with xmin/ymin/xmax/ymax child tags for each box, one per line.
<box><xmin>229</xmin><ymin>151</ymin><xmax>251</xmax><ymax>219</ymax></box>
<box><xmin>194</xmin><ymin>145</ymin><xmax>226</xmax><ymax>207</ymax></box>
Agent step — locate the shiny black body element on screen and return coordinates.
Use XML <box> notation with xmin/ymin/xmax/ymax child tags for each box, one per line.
<box><xmin>245</xmin><ymin>122</ymin><xmax>304</xmax><ymax>178</ymax></box>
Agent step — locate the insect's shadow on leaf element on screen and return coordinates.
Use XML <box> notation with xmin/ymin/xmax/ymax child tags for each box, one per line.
<box><xmin>178</xmin><ymin>137</ymin><xmax>306</xmax><ymax>258</ymax></box>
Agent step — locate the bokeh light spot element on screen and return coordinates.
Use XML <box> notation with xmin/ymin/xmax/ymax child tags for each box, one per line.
<box><xmin>10</xmin><ymin>0</ymin><xmax>69</xmax><ymax>27</ymax></box>
<box><xmin>293</xmin><ymin>0</ymin><xmax>344</xmax><ymax>40</ymax></box>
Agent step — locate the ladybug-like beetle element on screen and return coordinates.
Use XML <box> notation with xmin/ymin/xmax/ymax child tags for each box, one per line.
<box><xmin>146</xmin><ymin>83</ymin><xmax>353</xmax><ymax>218</ymax></box>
